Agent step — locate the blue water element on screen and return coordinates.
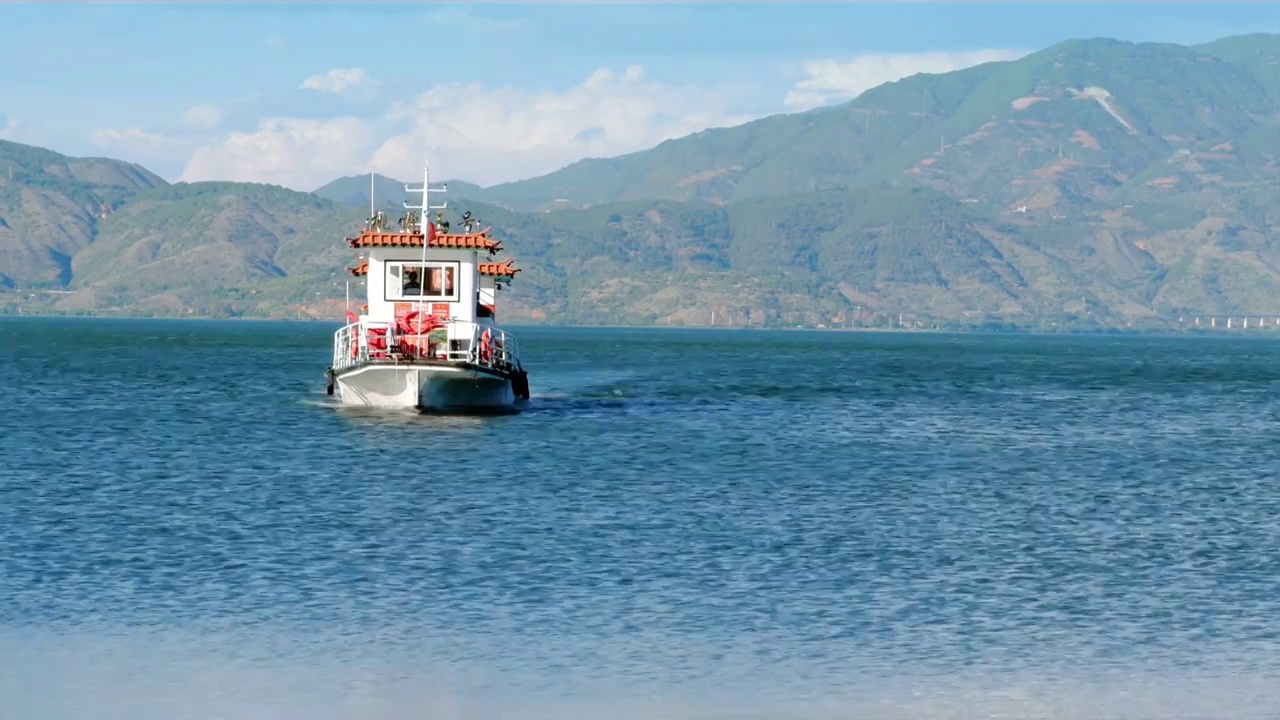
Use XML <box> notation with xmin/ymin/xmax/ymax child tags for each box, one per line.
<box><xmin>3</xmin><ymin>316</ymin><xmax>1280</xmax><ymax>719</ymax></box>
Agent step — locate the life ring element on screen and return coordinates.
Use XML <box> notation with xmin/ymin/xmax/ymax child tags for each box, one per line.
<box><xmin>479</xmin><ymin>328</ymin><xmax>493</xmax><ymax>363</ymax></box>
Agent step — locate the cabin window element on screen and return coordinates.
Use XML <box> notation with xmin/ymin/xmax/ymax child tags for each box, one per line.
<box><xmin>385</xmin><ymin>261</ymin><xmax>459</xmax><ymax>302</ymax></box>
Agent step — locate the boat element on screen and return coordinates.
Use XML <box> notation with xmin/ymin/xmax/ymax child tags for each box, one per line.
<box><xmin>324</xmin><ymin>159</ymin><xmax>531</xmax><ymax>412</ymax></box>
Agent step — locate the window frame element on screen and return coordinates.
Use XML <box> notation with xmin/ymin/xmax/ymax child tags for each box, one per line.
<box><xmin>385</xmin><ymin>260</ymin><xmax>461</xmax><ymax>303</ymax></box>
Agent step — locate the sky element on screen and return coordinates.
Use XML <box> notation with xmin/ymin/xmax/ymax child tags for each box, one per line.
<box><xmin>1</xmin><ymin>2</ymin><xmax>1276</xmax><ymax>191</ymax></box>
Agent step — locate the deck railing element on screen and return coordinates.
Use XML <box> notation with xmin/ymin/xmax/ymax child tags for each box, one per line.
<box><xmin>332</xmin><ymin>319</ymin><xmax>522</xmax><ymax>374</ymax></box>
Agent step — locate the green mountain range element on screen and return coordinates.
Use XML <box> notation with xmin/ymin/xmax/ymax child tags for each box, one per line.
<box><xmin>5</xmin><ymin>33</ymin><xmax>1280</xmax><ymax>330</ymax></box>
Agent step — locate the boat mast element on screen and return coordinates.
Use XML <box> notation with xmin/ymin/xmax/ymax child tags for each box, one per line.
<box><xmin>404</xmin><ymin>156</ymin><xmax>447</xmax><ymax>335</ymax></box>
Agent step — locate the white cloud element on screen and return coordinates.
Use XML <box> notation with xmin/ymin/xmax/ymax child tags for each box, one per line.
<box><xmin>367</xmin><ymin>64</ymin><xmax>755</xmax><ymax>186</ymax></box>
<box><xmin>416</xmin><ymin>5</ymin><xmax>532</xmax><ymax>35</ymax></box>
<box><xmin>87</xmin><ymin>126</ymin><xmax>214</xmax><ymax>179</ymax></box>
<box><xmin>88</xmin><ymin>126</ymin><xmax>167</xmax><ymax>148</ymax></box>
<box><xmin>784</xmin><ymin>49</ymin><xmax>1027</xmax><ymax>111</ymax></box>
<box><xmin>300</xmin><ymin>68</ymin><xmax>378</xmax><ymax>96</ymax></box>
<box><xmin>0</xmin><ymin>114</ymin><xmax>18</xmax><ymax>140</ymax></box>
<box><xmin>87</xmin><ymin>126</ymin><xmax>201</xmax><ymax>176</ymax></box>
<box><xmin>179</xmin><ymin>117</ymin><xmax>373</xmax><ymax>189</ymax></box>
<box><xmin>177</xmin><ymin>64</ymin><xmax>756</xmax><ymax>190</ymax></box>
<box><xmin>182</xmin><ymin>104</ymin><xmax>225</xmax><ymax>131</ymax></box>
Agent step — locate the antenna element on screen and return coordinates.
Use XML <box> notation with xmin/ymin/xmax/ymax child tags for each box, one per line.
<box><xmin>402</xmin><ymin>156</ymin><xmax>449</xmax><ymax>226</ymax></box>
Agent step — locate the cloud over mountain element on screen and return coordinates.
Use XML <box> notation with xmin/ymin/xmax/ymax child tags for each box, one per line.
<box><xmin>784</xmin><ymin>49</ymin><xmax>1028</xmax><ymax>110</ymax></box>
<box><xmin>177</xmin><ymin>64</ymin><xmax>756</xmax><ymax>189</ymax></box>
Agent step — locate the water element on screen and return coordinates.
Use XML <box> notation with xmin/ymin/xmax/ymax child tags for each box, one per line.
<box><xmin>3</xmin><ymin>316</ymin><xmax>1280</xmax><ymax>719</ymax></box>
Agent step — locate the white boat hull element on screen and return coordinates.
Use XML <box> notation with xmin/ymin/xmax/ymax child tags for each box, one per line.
<box><xmin>334</xmin><ymin>363</ymin><xmax>516</xmax><ymax>411</ymax></box>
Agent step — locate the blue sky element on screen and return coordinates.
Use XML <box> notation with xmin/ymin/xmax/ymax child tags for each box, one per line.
<box><xmin>1</xmin><ymin>3</ymin><xmax>1275</xmax><ymax>190</ymax></box>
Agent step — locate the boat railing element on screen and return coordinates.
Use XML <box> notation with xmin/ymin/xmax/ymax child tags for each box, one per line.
<box><xmin>331</xmin><ymin>319</ymin><xmax>522</xmax><ymax>374</ymax></box>
<box><xmin>332</xmin><ymin>320</ymin><xmax>392</xmax><ymax>371</ymax></box>
<box><xmin>447</xmin><ymin>320</ymin><xmax>522</xmax><ymax>372</ymax></box>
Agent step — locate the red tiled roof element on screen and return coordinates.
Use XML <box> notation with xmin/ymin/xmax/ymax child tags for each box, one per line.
<box><xmin>345</xmin><ymin>227</ymin><xmax>500</xmax><ymax>251</ymax></box>
<box><xmin>479</xmin><ymin>258</ymin><xmax>521</xmax><ymax>278</ymax></box>
<box><xmin>346</xmin><ymin>256</ymin><xmax>522</xmax><ymax>278</ymax></box>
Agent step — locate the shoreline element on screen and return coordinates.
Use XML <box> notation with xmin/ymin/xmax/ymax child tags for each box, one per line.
<box><xmin>5</xmin><ymin>310</ymin><xmax>1280</xmax><ymax>339</ymax></box>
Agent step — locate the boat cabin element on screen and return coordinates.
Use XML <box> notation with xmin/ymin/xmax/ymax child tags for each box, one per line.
<box><xmin>343</xmin><ymin>219</ymin><xmax>521</xmax><ymax>360</ymax></box>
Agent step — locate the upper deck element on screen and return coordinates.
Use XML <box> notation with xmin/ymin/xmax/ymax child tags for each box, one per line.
<box><xmin>346</xmin><ymin>256</ymin><xmax>521</xmax><ymax>280</ymax></box>
<box><xmin>334</xmin><ymin>163</ymin><xmax>526</xmax><ymax>374</ymax></box>
<box><xmin>342</xmin><ymin>206</ymin><xmax>522</xmax><ymax>322</ymax></box>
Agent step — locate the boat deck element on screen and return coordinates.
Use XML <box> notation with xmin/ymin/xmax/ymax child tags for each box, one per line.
<box><xmin>332</xmin><ymin>319</ymin><xmax>524</xmax><ymax>378</ymax></box>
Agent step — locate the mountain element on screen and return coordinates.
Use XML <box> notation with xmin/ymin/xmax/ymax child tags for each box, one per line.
<box><xmin>0</xmin><ymin>139</ymin><xmax>166</xmax><ymax>289</ymax></box>
<box><xmin>1194</xmin><ymin>33</ymin><xmax>1280</xmax><ymax>104</ymax></box>
<box><xmin>448</xmin><ymin>35</ymin><xmax>1280</xmax><ymax>213</ymax></box>
<box><xmin>5</xmin><ymin>32</ymin><xmax>1280</xmax><ymax>329</ymax></box>
<box><xmin>61</xmin><ymin>182</ymin><xmax>357</xmax><ymax>317</ymax></box>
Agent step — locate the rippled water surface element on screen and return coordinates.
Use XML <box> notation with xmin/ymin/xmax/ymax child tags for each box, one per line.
<box><xmin>4</xmin><ymin>316</ymin><xmax>1280</xmax><ymax>719</ymax></box>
